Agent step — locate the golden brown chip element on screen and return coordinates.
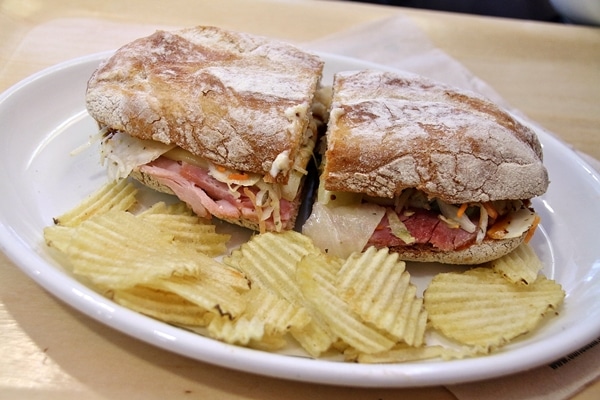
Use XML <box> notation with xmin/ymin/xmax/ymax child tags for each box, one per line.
<box><xmin>112</xmin><ymin>285</ymin><xmax>211</xmax><ymax>326</ymax></box>
<box><xmin>296</xmin><ymin>253</ymin><xmax>396</xmax><ymax>354</ymax></box>
<box><xmin>140</xmin><ymin>213</ymin><xmax>230</xmax><ymax>257</ymax></box>
<box><xmin>242</xmin><ymin>287</ymin><xmax>311</xmax><ymax>336</ymax></box>
<box><xmin>138</xmin><ymin>201</ymin><xmax>193</xmax><ymax>217</ymax></box>
<box><xmin>290</xmin><ymin>319</ymin><xmax>337</xmax><ymax>358</ymax></box>
<box><xmin>248</xmin><ymin>334</ymin><xmax>289</xmax><ymax>351</ymax></box>
<box><xmin>224</xmin><ymin>231</ymin><xmax>321</xmax><ymax>299</ymax></box>
<box><xmin>207</xmin><ymin>314</ymin><xmax>265</xmax><ymax>345</ymax></box>
<box><xmin>488</xmin><ymin>243</ymin><xmax>543</xmax><ymax>285</ymax></box>
<box><xmin>349</xmin><ymin>343</ymin><xmax>476</xmax><ymax>364</ymax></box>
<box><xmin>147</xmin><ymin>275</ymin><xmax>247</xmax><ymax>320</ymax></box>
<box><xmin>138</xmin><ymin>201</ymin><xmax>230</xmax><ymax>257</ymax></box>
<box><xmin>424</xmin><ymin>267</ymin><xmax>565</xmax><ymax>350</ymax></box>
<box><xmin>43</xmin><ymin>225</ymin><xmax>75</xmax><ymax>254</ymax></box>
<box><xmin>65</xmin><ymin>210</ymin><xmax>200</xmax><ymax>289</ymax></box>
<box><xmin>204</xmin><ymin>286</ymin><xmax>311</xmax><ymax>348</ymax></box>
<box><xmin>224</xmin><ymin>231</ymin><xmax>337</xmax><ymax>357</ymax></box>
<box><xmin>337</xmin><ymin>247</ymin><xmax>428</xmax><ymax>346</ymax></box>
<box><xmin>54</xmin><ymin>180</ymin><xmax>137</xmax><ymax>227</ymax></box>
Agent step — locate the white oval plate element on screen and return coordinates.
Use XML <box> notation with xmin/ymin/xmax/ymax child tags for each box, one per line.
<box><xmin>1</xmin><ymin>52</ymin><xmax>599</xmax><ymax>388</ymax></box>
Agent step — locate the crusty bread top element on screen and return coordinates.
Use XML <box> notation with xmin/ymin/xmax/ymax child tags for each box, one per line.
<box><xmin>323</xmin><ymin>70</ymin><xmax>549</xmax><ymax>203</ymax></box>
<box><xmin>86</xmin><ymin>26</ymin><xmax>323</xmax><ymax>183</ymax></box>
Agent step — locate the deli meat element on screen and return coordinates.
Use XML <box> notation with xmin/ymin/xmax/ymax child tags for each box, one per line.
<box><xmin>139</xmin><ymin>158</ymin><xmax>240</xmax><ymax>219</ymax></box>
<box><xmin>138</xmin><ymin>157</ymin><xmax>295</xmax><ymax>230</ymax></box>
<box><xmin>366</xmin><ymin>209</ymin><xmax>478</xmax><ymax>251</ymax></box>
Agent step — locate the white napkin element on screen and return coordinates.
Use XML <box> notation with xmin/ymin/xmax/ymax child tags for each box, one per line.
<box><xmin>304</xmin><ymin>14</ymin><xmax>600</xmax><ymax>400</ymax></box>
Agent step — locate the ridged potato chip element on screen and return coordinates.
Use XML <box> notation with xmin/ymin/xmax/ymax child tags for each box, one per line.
<box><xmin>488</xmin><ymin>243</ymin><xmax>543</xmax><ymax>285</ymax></box>
<box><xmin>45</xmin><ymin>180</ymin><xmax>138</xmax><ymax>255</ymax></box>
<box><xmin>224</xmin><ymin>231</ymin><xmax>336</xmax><ymax>357</ymax></box>
<box><xmin>112</xmin><ymin>285</ymin><xmax>211</xmax><ymax>326</ymax></box>
<box><xmin>139</xmin><ymin>202</ymin><xmax>230</xmax><ymax>257</ymax></box>
<box><xmin>348</xmin><ymin>343</ymin><xmax>478</xmax><ymax>364</ymax></box>
<box><xmin>337</xmin><ymin>247</ymin><xmax>428</xmax><ymax>346</ymax></box>
<box><xmin>65</xmin><ymin>210</ymin><xmax>200</xmax><ymax>289</ymax></box>
<box><xmin>45</xmin><ymin>178</ymin><xmax>566</xmax><ymax>364</ymax></box>
<box><xmin>43</xmin><ymin>225</ymin><xmax>75</xmax><ymax>254</ymax></box>
<box><xmin>289</xmin><ymin>320</ymin><xmax>337</xmax><ymax>358</ymax></box>
<box><xmin>297</xmin><ymin>253</ymin><xmax>396</xmax><ymax>355</ymax></box>
<box><xmin>53</xmin><ymin>180</ymin><xmax>138</xmax><ymax>227</ymax></box>
<box><xmin>138</xmin><ymin>201</ymin><xmax>193</xmax><ymax>217</ymax></box>
<box><xmin>241</xmin><ymin>287</ymin><xmax>311</xmax><ymax>336</ymax></box>
<box><xmin>424</xmin><ymin>267</ymin><xmax>565</xmax><ymax>350</ymax></box>
<box><xmin>247</xmin><ymin>334</ymin><xmax>289</xmax><ymax>352</ymax></box>
<box><xmin>208</xmin><ymin>314</ymin><xmax>265</xmax><ymax>345</ymax></box>
<box><xmin>205</xmin><ymin>287</ymin><xmax>311</xmax><ymax>347</ymax></box>
<box><xmin>224</xmin><ymin>231</ymin><xmax>321</xmax><ymax>299</ymax></box>
<box><xmin>147</xmin><ymin>275</ymin><xmax>247</xmax><ymax>320</ymax></box>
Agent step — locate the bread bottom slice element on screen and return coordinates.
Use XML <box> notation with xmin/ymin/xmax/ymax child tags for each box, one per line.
<box><xmin>388</xmin><ymin>235</ymin><xmax>525</xmax><ymax>265</ymax></box>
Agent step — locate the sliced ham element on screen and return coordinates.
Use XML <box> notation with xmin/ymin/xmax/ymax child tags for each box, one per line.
<box><xmin>179</xmin><ymin>163</ymin><xmax>239</xmax><ymax>205</ymax></box>
<box><xmin>138</xmin><ymin>157</ymin><xmax>295</xmax><ymax>230</ymax></box>
<box><xmin>139</xmin><ymin>159</ymin><xmax>240</xmax><ymax>219</ymax></box>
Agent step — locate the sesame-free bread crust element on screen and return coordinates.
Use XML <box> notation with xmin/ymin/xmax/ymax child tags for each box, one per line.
<box><xmin>86</xmin><ymin>26</ymin><xmax>324</xmax><ymax>183</ymax></box>
<box><xmin>323</xmin><ymin>70</ymin><xmax>549</xmax><ymax>204</ymax></box>
<box><xmin>389</xmin><ymin>235</ymin><xmax>525</xmax><ymax>265</ymax></box>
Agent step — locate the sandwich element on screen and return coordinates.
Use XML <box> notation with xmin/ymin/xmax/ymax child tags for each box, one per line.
<box><xmin>85</xmin><ymin>26</ymin><xmax>325</xmax><ymax>232</ymax></box>
<box><xmin>303</xmin><ymin>70</ymin><xmax>549</xmax><ymax>264</ymax></box>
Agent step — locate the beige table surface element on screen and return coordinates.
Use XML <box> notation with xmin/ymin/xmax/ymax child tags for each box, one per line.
<box><xmin>1</xmin><ymin>0</ymin><xmax>599</xmax><ymax>399</ymax></box>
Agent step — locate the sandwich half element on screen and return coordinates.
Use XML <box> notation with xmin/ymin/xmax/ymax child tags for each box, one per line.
<box><xmin>86</xmin><ymin>26</ymin><xmax>325</xmax><ymax>232</ymax></box>
<box><xmin>303</xmin><ymin>70</ymin><xmax>549</xmax><ymax>264</ymax></box>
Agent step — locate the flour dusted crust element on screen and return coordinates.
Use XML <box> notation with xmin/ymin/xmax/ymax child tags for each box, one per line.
<box><xmin>86</xmin><ymin>26</ymin><xmax>324</xmax><ymax>183</ymax></box>
<box><xmin>323</xmin><ymin>70</ymin><xmax>549</xmax><ymax>203</ymax></box>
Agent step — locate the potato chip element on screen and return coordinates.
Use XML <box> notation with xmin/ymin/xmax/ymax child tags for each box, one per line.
<box><xmin>296</xmin><ymin>253</ymin><xmax>396</xmax><ymax>354</ymax></box>
<box><xmin>248</xmin><ymin>334</ymin><xmax>289</xmax><ymax>351</ymax></box>
<box><xmin>137</xmin><ymin>201</ymin><xmax>230</xmax><ymax>257</ymax></box>
<box><xmin>488</xmin><ymin>243</ymin><xmax>543</xmax><ymax>285</ymax></box>
<box><xmin>138</xmin><ymin>201</ymin><xmax>193</xmax><ymax>217</ymax></box>
<box><xmin>349</xmin><ymin>343</ymin><xmax>475</xmax><ymax>364</ymax></box>
<box><xmin>336</xmin><ymin>247</ymin><xmax>427</xmax><ymax>346</ymax></box>
<box><xmin>207</xmin><ymin>314</ymin><xmax>265</xmax><ymax>345</ymax></box>
<box><xmin>112</xmin><ymin>285</ymin><xmax>211</xmax><ymax>326</ymax></box>
<box><xmin>224</xmin><ymin>231</ymin><xmax>337</xmax><ymax>356</ymax></box>
<box><xmin>204</xmin><ymin>286</ymin><xmax>311</xmax><ymax>347</ymax></box>
<box><xmin>54</xmin><ymin>179</ymin><xmax>137</xmax><ymax>227</ymax></box>
<box><xmin>147</xmin><ymin>275</ymin><xmax>247</xmax><ymax>320</ymax></box>
<box><xmin>289</xmin><ymin>320</ymin><xmax>337</xmax><ymax>358</ymax></box>
<box><xmin>140</xmin><ymin>213</ymin><xmax>230</xmax><ymax>257</ymax></box>
<box><xmin>45</xmin><ymin>177</ymin><xmax>566</xmax><ymax>363</ymax></box>
<box><xmin>43</xmin><ymin>225</ymin><xmax>75</xmax><ymax>254</ymax></box>
<box><xmin>65</xmin><ymin>210</ymin><xmax>201</xmax><ymax>289</ymax></box>
<box><xmin>224</xmin><ymin>231</ymin><xmax>321</xmax><ymax>299</ymax></box>
<box><xmin>242</xmin><ymin>287</ymin><xmax>311</xmax><ymax>336</ymax></box>
<box><xmin>424</xmin><ymin>267</ymin><xmax>565</xmax><ymax>350</ymax></box>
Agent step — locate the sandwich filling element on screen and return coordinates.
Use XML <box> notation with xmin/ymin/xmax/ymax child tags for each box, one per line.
<box><xmin>99</xmin><ymin>118</ymin><xmax>318</xmax><ymax>232</ymax></box>
<box><xmin>303</xmin><ymin>183</ymin><xmax>540</xmax><ymax>259</ymax></box>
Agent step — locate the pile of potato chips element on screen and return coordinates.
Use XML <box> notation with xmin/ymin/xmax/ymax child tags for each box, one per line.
<box><xmin>44</xmin><ymin>180</ymin><xmax>565</xmax><ymax>363</ymax></box>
